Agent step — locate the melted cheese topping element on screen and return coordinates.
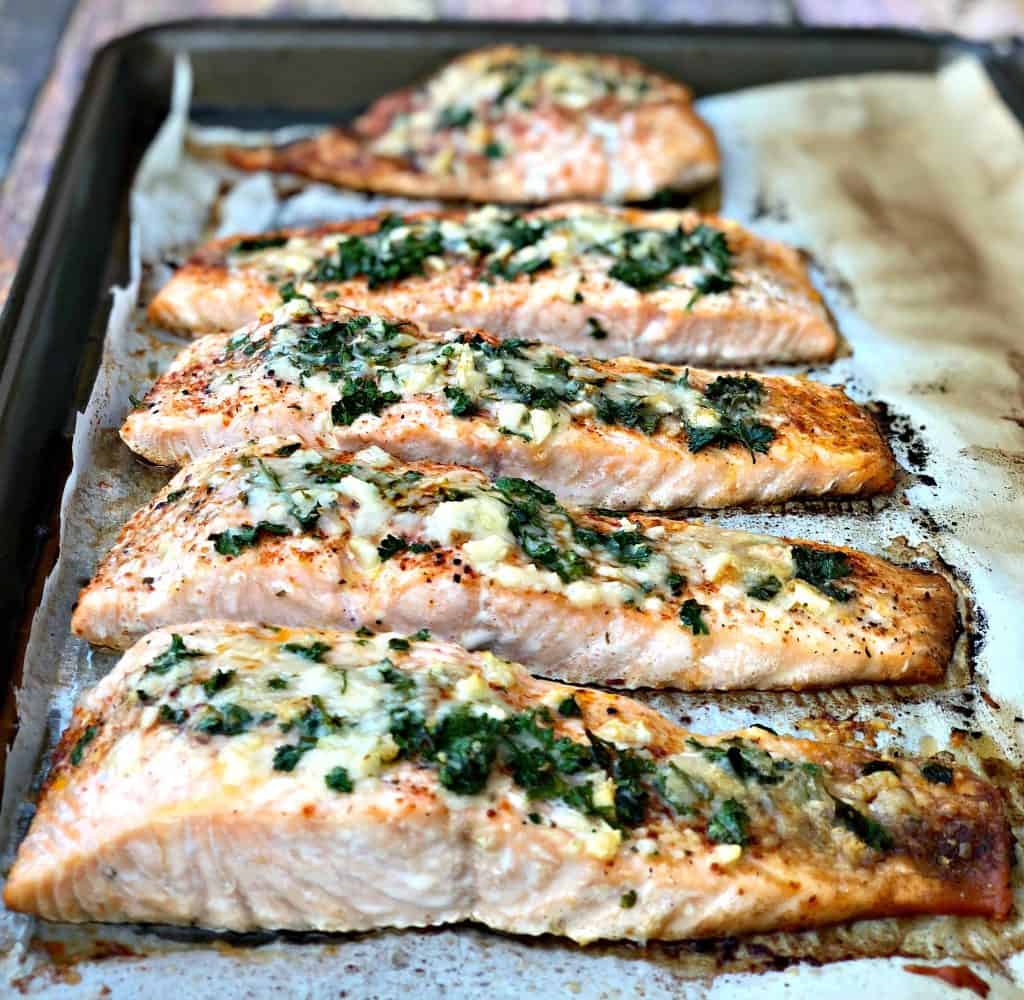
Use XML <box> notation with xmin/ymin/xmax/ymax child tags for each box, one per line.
<box><xmin>228</xmin><ymin>205</ymin><xmax>733</xmax><ymax>305</ymax></box>
<box><xmin>197</xmin><ymin>445</ymin><xmax>849</xmax><ymax>624</ymax></box>
<box><xmin>361</xmin><ymin>48</ymin><xmax>663</xmax><ymax>164</ymax></box>
<box><xmin>108</xmin><ymin>627</ymin><xmax>939</xmax><ymax>869</ymax></box>
<box><xmin>210</xmin><ymin>307</ymin><xmax>768</xmax><ymax>454</ymax></box>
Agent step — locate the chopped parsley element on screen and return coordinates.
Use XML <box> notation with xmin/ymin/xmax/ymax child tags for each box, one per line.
<box><xmin>494</xmin><ymin>477</ymin><xmax>589</xmax><ymax>583</ymax></box>
<box><xmin>832</xmin><ymin>797</ymin><xmax>893</xmax><ymax>850</ymax></box>
<box><xmin>557</xmin><ymin>696</ymin><xmax>582</xmax><ymax>718</ymax></box>
<box><xmin>308</xmin><ymin>214</ymin><xmax>443</xmax><ymax>289</ymax></box>
<box><xmin>444</xmin><ymin>386</ymin><xmax>477</xmax><ymax>416</ymax></box>
<box><xmin>746</xmin><ymin>575</ymin><xmax>782</xmax><ymax>601</ymax></box>
<box><xmin>282</xmin><ymin>641</ymin><xmax>332</xmax><ymax>663</ymax></box>
<box><xmin>201</xmin><ymin>669</ymin><xmax>236</xmax><ymax>697</ymax></box>
<box><xmin>436</xmin><ymin>105</ymin><xmax>473</xmax><ymax>130</ymax></box>
<box><xmin>377</xmin><ymin>534</ymin><xmax>409</xmax><ymax>560</ymax></box>
<box><xmin>791</xmin><ymin>545</ymin><xmax>854</xmax><ymax>601</ymax></box>
<box><xmin>594</xmin><ymin>395</ymin><xmax>661</xmax><ymax>435</ymax></box>
<box><xmin>686</xmin><ymin>375</ymin><xmax>774</xmax><ymax>458</ymax></box>
<box><xmin>148</xmin><ymin>633</ymin><xmax>203</xmax><ymax>674</ymax></box>
<box><xmin>158</xmin><ymin>705</ymin><xmax>187</xmax><ymax>725</ymax></box>
<box><xmin>278</xmin><ymin>280</ymin><xmax>309</xmax><ymax>304</ymax></box>
<box><xmin>233</xmin><ymin>235</ymin><xmax>288</xmax><ymax>253</ymax></box>
<box><xmin>69</xmin><ymin>725</ymin><xmax>98</xmax><ymax>766</ymax></box>
<box><xmin>679</xmin><ymin>599</ymin><xmax>709</xmax><ymax>635</ymax></box>
<box><xmin>325</xmin><ymin>765</ymin><xmax>354</xmax><ymax>793</ymax></box>
<box><xmin>707</xmin><ymin>799</ymin><xmax>750</xmax><ymax>845</ymax></box>
<box><xmin>273</xmin><ymin>738</ymin><xmax>317</xmax><ymax>772</ymax></box>
<box><xmin>209</xmin><ymin>521</ymin><xmax>291</xmax><ymax>556</ymax></box>
<box><xmin>330</xmin><ymin>375</ymin><xmax>400</xmax><ymax>426</ymax></box>
<box><xmin>605</xmin><ymin>223</ymin><xmax>734</xmax><ymax>302</ymax></box>
<box><xmin>378</xmin><ymin>661</ymin><xmax>416</xmax><ymax>695</ymax></box>
<box><xmin>620</xmin><ymin>890</ymin><xmax>638</xmax><ymax>909</ymax></box>
<box><xmin>193</xmin><ymin>703</ymin><xmax>254</xmax><ymax>737</ymax></box>
<box><xmin>688</xmin><ymin>737</ymin><xmax>788</xmax><ymax>786</ymax></box>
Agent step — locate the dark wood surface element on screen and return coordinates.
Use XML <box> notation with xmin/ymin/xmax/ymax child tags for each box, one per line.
<box><xmin>0</xmin><ymin>0</ymin><xmax>1021</xmax><ymax>311</ymax></box>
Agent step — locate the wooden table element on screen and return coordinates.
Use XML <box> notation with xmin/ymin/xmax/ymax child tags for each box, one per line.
<box><xmin>1</xmin><ymin>0</ymin><xmax>1022</xmax><ymax>310</ymax></box>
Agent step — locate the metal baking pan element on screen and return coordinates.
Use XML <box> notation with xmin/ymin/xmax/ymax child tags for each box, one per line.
<box><xmin>1</xmin><ymin>17</ymin><xmax>1023</xmax><ymax>983</ymax></box>
<box><xmin>2</xmin><ymin>20</ymin><xmax>1023</xmax><ymax>719</ymax></box>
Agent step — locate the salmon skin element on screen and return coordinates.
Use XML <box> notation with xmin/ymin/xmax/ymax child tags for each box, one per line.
<box><xmin>219</xmin><ymin>45</ymin><xmax>719</xmax><ymax>203</ymax></box>
<box><xmin>121</xmin><ymin>303</ymin><xmax>894</xmax><ymax>511</ymax></box>
<box><xmin>5</xmin><ymin>623</ymin><xmax>1011</xmax><ymax>939</ymax></box>
<box><xmin>71</xmin><ymin>441</ymin><xmax>954</xmax><ymax>690</ymax></box>
<box><xmin>147</xmin><ymin>203</ymin><xmax>837</xmax><ymax>366</ymax></box>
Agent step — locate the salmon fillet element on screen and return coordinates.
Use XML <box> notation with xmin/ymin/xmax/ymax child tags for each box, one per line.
<box><xmin>5</xmin><ymin>622</ymin><xmax>1010</xmax><ymax>939</ymax></box>
<box><xmin>147</xmin><ymin>204</ymin><xmax>837</xmax><ymax>366</ymax></box>
<box><xmin>70</xmin><ymin>441</ymin><xmax>954</xmax><ymax>690</ymax></box>
<box><xmin>122</xmin><ymin>303</ymin><xmax>893</xmax><ymax>510</ymax></box>
<box><xmin>220</xmin><ymin>46</ymin><xmax>718</xmax><ymax>203</ymax></box>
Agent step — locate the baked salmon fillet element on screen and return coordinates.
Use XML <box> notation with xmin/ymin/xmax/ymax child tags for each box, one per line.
<box><xmin>5</xmin><ymin>622</ymin><xmax>1010</xmax><ymax>939</ymax></box>
<box><xmin>122</xmin><ymin>304</ymin><xmax>894</xmax><ymax>510</ymax></box>
<box><xmin>71</xmin><ymin>441</ymin><xmax>954</xmax><ymax>690</ymax></box>
<box><xmin>146</xmin><ymin>204</ymin><xmax>837</xmax><ymax>366</ymax></box>
<box><xmin>220</xmin><ymin>46</ymin><xmax>718</xmax><ymax>203</ymax></box>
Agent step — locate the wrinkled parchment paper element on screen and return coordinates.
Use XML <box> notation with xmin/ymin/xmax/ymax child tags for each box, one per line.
<box><xmin>2</xmin><ymin>55</ymin><xmax>1024</xmax><ymax>997</ymax></box>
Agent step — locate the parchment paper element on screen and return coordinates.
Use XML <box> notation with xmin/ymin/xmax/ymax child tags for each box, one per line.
<box><xmin>2</xmin><ymin>55</ymin><xmax>1024</xmax><ymax>997</ymax></box>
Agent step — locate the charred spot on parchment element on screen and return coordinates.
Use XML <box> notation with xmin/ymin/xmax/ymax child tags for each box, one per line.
<box><xmin>750</xmin><ymin>188</ymin><xmax>791</xmax><ymax>225</ymax></box>
<box><xmin>867</xmin><ymin>400</ymin><xmax>930</xmax><ymax>473</ymax></box>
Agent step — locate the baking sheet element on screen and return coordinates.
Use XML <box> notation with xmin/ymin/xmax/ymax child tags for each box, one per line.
<box><xmin>3</xmin><ymin>53</ymin><xmax>1024</xmax><ymax>996</ymax></box>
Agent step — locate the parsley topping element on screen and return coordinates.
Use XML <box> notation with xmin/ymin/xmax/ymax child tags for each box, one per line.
<box><xmin>159</xmin><ymin>705</ymin><xmax>187</xmax><ymax>725</ymax></box>
<box><xmin>832</xmin><ymin>797</ymin><xmax>893</xmax><ymax>850</ymax></box>
<box><xmin>273</xmin><ymin>739</ymin><xmax>316</xmax><ymax>772</ymax></box>
<box><xmin>620</xmin><ymin>890</ymin><xmax>638</xmax><ymax>909</ymax></box>
<box><xmin>679</xmin><ymin>599</ymin><xmax>709</xmax><ymax>635</ymax></box>
<box><xmin>791</xmin><ymin>545</ymin><xmax>854</xmax><ymax>601</ymax></box>
<box><xmin>378</xmin><ymin>535</ymin><xmax>409</xmax><ymax>560</ymax></box>
<box><xmin>201</xmin><ymin>669</ymin><xmax>236</xmax><ymax>697</ymax></box>
<box><xmin>282</xmin><ymin>641</ymin><xmax>332</xmax><ymax>663</ymax></box>
<box><xmin>604</xmin><ymin>223</ymin><xmax>734</xmax><ymax>303</ymax></box>
<box><xmin>746</xmin><ymin>575</ymin><xmax>782</xmax><ymax>601</ymax></box>
<box><xmin>233</xmin><ymin>235</ymin><xmax>287</xmax><ymax>253</ymax></box>
<box><xmin>69</xmin><ymin>725</ymin><xmax>98</xmax><ymax>766</ymax></box>
<box><xmin>494</xmin><ymin>477</ymin><xmax>589</xmax><ymax>583</ymax></box>
<box><xmin>148</xmin><ymin>633</ymin><xmax>203</xmax><ymax>674</ymax></box>
<box><xmin>325</xmin><ymin>765</ymin><xmax>354</xmax><ymax>792</ymax></box>
<box><xmin>444</xmin><ymin>386</ymin><xmax>477</xmax><ymax>416</ymax></box>
<box><xmin>686</xmin><ymin>375</ymin><xmax>774</xmax><ymax>458</ymax></box>
<box><xmin>309</xmin><ymin>214</ymin><xmax>443</xmax><ymax>289</ymax></box>
<box><xmin>330</xmin><ymin>376</ymin><xmax>400</xmax><ymax>426</ymax></box>
<box><xmin>193</xmin><ymin>703</ymin><xmax>254</xmax><ymax>737</ymax></box>
<box><xmin>436</xmin><ymin>106</ymin><xmax>473</xmax><ymax>130</ymax></box>
<box><xmin>707</xmin><ymin>799</ymin><xmax>750</xmax><ymax>845</ymax></box>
